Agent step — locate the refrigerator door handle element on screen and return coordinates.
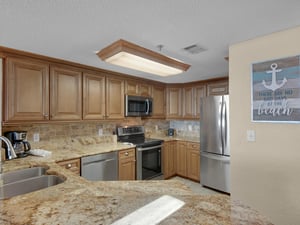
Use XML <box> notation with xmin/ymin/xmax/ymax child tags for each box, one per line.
<box><xmin>223</xmin><ymin>100</ymin><xmax>227</xmax><ymax>153</ymax></box>
<box><xmin>220</xmin><ymin>97</ymin><xmax>225</xmax><ymax>153</ymax></box>
<box><xmin>200</xmin><ymin>152</ymin><xmax>230</xmax><ymax>163</ymax></box>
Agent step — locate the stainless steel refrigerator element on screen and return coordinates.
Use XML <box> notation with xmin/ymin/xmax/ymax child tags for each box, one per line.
<box><xmin>200</xmin><ymin>95</ymin><xmax>230</xmax><ymax>193</ymax></box>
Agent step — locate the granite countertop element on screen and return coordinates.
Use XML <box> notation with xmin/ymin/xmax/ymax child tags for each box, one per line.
<box><xmin>0</xmin><ymin>139</ymin><xmax>273</xmax><ymax>225</ymax></box>
<box><xmin>150</xmin><ymin>135</ymin><xmax>200</xmax><ymax>143</ymax></box>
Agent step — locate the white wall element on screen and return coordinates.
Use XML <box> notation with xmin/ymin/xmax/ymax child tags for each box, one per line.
<box><xmin>229</xmin><ymin>26</ymin><xmax>300</xmax><ymax>224</ymax></box>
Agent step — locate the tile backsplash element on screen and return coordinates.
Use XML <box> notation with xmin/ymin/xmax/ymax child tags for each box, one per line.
<box><xmin>169</xmin><ymin>120</ymin><xmax>200</xmax><ymax>138</ymax></box>
<box><xmin>2</xmin><ymin>119</ymin><xmax>200</xmax><ymax>148</ymax></box>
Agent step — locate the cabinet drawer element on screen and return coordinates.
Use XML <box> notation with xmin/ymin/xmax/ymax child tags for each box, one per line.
<box><xmin>187</xmin><ymin>142</ymin><xmax>200</xmax><ymax>150</ymax></box>
<box><xmin>57</xmin><ymin>158</ymin><xmax>81</xmax><ymax>175</ymax></box>
<box><xmin>118</xmin><ymin>148</ymin><xmax>135</xmax><ymax>159</ymax></box>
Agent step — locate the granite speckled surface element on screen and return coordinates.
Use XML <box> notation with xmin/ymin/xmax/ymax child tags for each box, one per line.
<box><xmin>0</xmin><ymin>138</ymin><xmax>273</xmax><ymax>225</ymax></box>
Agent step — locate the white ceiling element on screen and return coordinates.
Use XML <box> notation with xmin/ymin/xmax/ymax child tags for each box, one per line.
<box><xmin>1</xmin><ymin>0</ymin><xmax>300</xmax><ymax>83</ymax></box>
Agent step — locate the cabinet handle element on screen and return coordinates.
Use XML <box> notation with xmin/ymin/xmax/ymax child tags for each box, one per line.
<box><xmin>43</xmin><ymin>114</ymin><xmax>49</xmax><ymax>119</ymax></box>
<box><xmin>66</xmin><ymin>163</ymin><xmax>72</xmax><ymax>169</ymax></box>
<box><xmin>125</xmin><ymin>152</ymin><xmax>129</xmax><ymax>156</ymax></box>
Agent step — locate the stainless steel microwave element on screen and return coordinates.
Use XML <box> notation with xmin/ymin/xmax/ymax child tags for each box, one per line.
<box><xmin>125</xmin><ymin>95</ymin><xmax>152</xmax><ymax>117</ymax></box>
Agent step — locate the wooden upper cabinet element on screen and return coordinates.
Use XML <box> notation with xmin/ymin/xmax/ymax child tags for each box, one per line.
<box><xmin>151</xmin><ymin>84</ymin><xmax>166</xmax><ymax>118</ymax></box>
<box><xmin>50</xmin><ymin>65</ymin><xmax>82</xmax><ymax>120</ymax></box>
<box><xmin>106</xmin><ymin>76</ymin><xmax>124</xmax><ymax>119</ymax></box>
<box><xmin>182</xmin><ymin>86</ymin><xmax>194</xmax><ymax>118</ymax></box>
<box><xmin>139</xmin><ymin>83</ymin><xmax>152</xmax><ymax>97</ymax></box>
<box><xmin>183</xmin><ymin>85</ymin><xmax>206</xmax><ymax>119</ymax></box>
<box><xmin>207</xmin><ymin>80</ymin><xmax>228</xmax><ymax>96</ymax></box>
<box><xmin>125</xmin><ymin>80</ymin><xmax>139</xmax><ymax>96</ymax></box>
<box><xmin>166</xmin><ymin>87</ymin><xmax>182</xmax><ymax>118</ymax></box>
<box><xmin>194</xmin><ymin>85</ymin><xmax>206</xmax><ymax>118</ymax></box>
<box><xmin>4</xmin><ymin>57</ymin><xmax>49</xmax><ymax>121</ymax></box>
<box><xmin>83</xmin><ymin>72</ymin><xmax>106</xmax><ymax>120</ymax></box>
<box><xmin>125</xmin><ymin>79</ymin><xmax>152</xmax><ymax>97</ymax></box>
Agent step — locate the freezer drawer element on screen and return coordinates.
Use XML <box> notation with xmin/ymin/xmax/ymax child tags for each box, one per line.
<box><xmin>200</xmin><ymin>152</ymin><xmax>230</xmax><ymax>193</ymax></box>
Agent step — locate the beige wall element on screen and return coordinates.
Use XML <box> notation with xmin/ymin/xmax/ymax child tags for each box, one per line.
<box><xmin>229</xmin><ymin>26</ymin><xmax>300</xmax><ymax>224</ymax></box>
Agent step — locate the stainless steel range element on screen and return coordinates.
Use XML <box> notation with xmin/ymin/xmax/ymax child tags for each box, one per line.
<box><xmin>116</xmin><ymin>125</ymin><xmax>163</xmax><ymax>180</ymax></box>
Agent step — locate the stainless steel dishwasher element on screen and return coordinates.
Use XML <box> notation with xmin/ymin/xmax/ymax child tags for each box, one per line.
<box><xmin>81</xmin><ymin>151</ymin><xmax>118</xmax><ymax>181</ymax></box>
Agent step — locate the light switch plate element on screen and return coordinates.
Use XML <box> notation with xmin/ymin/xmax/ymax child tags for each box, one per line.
<box><xmin>98</xmin><ymin>128</ymin><xmax>103</xmax><ymax>136</ymax></box>
<box><xmin>247</xmin><ymin>130</ymin><xmax>255</xmax><ymax>142</ymax></box>
<box><xmin>33</xmin><ymin>133</ymin><xmax>40</xmax><ymax>142</ymax></box>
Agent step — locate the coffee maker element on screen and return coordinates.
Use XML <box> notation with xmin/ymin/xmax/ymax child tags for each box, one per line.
<box><xmin>4</xmin><ymin>131</ymin><xmax>31</xmax><ymax>158</ymax></box>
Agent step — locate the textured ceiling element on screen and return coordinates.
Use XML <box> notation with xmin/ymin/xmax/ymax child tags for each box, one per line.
<box><xmin>1</xmin><ymin>0</ymin><xmax>300</xmax><ymax>83</ymax></box>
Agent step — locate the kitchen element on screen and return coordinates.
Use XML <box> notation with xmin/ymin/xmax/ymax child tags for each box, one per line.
<box><xmin>1</xmin><ymin>1</ymin><xmax>300</xmax><ymax>224</ymax></box>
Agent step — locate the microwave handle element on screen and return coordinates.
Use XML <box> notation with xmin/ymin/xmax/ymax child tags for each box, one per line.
<box><xmin>146</xmin><ymin>99</ymin><xmax>150</xmax><ymax>114</ymax></box>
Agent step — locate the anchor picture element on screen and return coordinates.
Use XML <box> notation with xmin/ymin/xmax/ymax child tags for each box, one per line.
<box><xmin>262</xmin><ymin>63</ymin><xmax>287</xmax><ymax>91</ymax></box>
<box><xmin>251</xmin><ymin>55</ymin><xmax>300</xmax><ymax>123</ymax></box>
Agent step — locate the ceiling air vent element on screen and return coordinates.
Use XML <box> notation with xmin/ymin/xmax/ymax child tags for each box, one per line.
<box><xmin>183</xmin><ymin>44</ymin><xmax>206</xmax><ymax>55</ymax></box>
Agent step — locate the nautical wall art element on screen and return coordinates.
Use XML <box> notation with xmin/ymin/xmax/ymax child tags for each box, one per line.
<box><xmin>251</xmin><ymin>55</ymin><xmax>300</xmax><ymax>123</ymax></box>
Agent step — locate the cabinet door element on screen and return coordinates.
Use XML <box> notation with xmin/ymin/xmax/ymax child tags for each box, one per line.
<box><xmin>176</xmin><ymin>141</ymin><xmax>187</xmax><ymax>177</ymax></box>
<box><xmin>152</xmin><ymin>85</ymin><xmax>166</xmax><ymax>118</ymax></box>
<box><xmin>194</xmin><ymin>85</ymin><xmax>206</xmax><ymax>118</ymax></box>
<box><xmin>166</xmin><ymin>87</ymin><xmax>182</xmax><ymax>118</ymax></box>
<box><xmin>182</xmin><ymin>86</ymin><xmax>194</xmax><ymax>118</ymax></box>
<box><xmin>119</xmin><ymin>159</ymin><xmax>136</xmax><ymax>180</ymax></box>
<box><xmin>106</xmin><ymin>76</ymin><xmax>124</xmax><ymax>119</ymax></box>
<box><xmin>119</xmin><ymin>149</ymin><xmax>136</xmax><ymax>180</ymax></box>
<box><xmin>187</xmin><ymin>142</ymin><xmax>200</xmax><ymax>181</ymax></box>
<box><xmin>125</xmin><ymin>80</ymin><xmax>139</xmax><ymax>96</ymax></box>
<box><xmin>50</xmin><ymin>65</ymin><xmax>82</xmax><ymax>120</ymax></box>
<box><xmin>125</xmin><ymin>80</ymin><xmax>152</xmax><ymax>97</ymax></box>
<box><xmin>5</xmin><ymin>57</ymin><xmax>49</xmax><ymax>121</ymax></box>
<box><xmin>139</xmin><ymin>83</ymin><xmax>152</xmax><ymax>97</ymax></box>
<box><xmin>163</xmin><ymin>141</ymin><xmax>176</xmax><ymax>179</ymax></box>
<box><xmin>207</xmin><ymin>80</ymin><xmax>228</xmax><ymax>96</ymax></box>
<box><xmin>83</xmin><ymin>72</ymin><xmax>106</xmax><ymax>120</ymax></box>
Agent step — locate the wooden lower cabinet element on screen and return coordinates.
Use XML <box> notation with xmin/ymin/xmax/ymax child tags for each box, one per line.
<box><xmin>176</xmin><ymin>141</ymin><xmax>187</xmax><ymax>177</ymax></box>
<box><xmin>163</xmin><ymin>140</ymin><xmax>200</xmax><ymax>182</ymax></box>
<box><xmin>57</xmin><ymin>158</ymin><xmax>81</xmax><ymax>175</ymax></box>
<box><xmin>186</xmin><ymin>142</ymin><xmax>200</xmax><ymax>182</ymax></box>
<box><xmin>118</xmin><ymin>148</ymin><xmax>136</xmax><ymax>180</ymax></box>
<box><xmin>163</xmin><ymin>141</ymin><xmax>176</xmax><ymax>179</ymax></box>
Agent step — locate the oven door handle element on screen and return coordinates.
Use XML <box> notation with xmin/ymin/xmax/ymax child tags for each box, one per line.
<box><xmin>136</xmin><ymin>145</ymin><xmax>162</xmax><ymax>151</ymax></box>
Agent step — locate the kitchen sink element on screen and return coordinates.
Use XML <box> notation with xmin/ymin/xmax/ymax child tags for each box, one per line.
<box><xmin>1</xmin><ymin>167</ymin><xmax>47</xmax><ymax>185</ymax></box>
<box><xmin>0</xmin><ymin>175</ymin><xmax>65</xmax><ymax>200</ymax></box>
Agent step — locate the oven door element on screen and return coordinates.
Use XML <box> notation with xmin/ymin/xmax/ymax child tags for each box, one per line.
<box><xmin>136</xmin><ymin>145</ymin><xmax>162</xmax><ymax>180</ymax></box>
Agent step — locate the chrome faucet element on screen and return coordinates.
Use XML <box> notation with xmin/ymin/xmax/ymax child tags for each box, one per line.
<box><xmin>0</xmin><ymin>136</ymin><xmax>17</xmax><ymax>160</ymax></box>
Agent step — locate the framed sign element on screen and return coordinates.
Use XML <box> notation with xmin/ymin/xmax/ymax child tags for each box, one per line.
<box><xmin>251</xmin><ymin>55</ymin><xmax>300</xmax><ymax>123</ymax></box>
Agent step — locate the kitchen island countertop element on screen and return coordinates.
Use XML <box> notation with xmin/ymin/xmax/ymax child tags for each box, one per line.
<box><xmin>0</xmin><ymin>140</ymin><xmax>273</xmax><ymax>225</ymax></box>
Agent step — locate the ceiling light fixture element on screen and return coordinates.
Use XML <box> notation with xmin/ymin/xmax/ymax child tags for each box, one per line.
<box><xmin>97</xmin><ymin>39</ymin><xmax>190</xmax><ymax>76</ymax></box>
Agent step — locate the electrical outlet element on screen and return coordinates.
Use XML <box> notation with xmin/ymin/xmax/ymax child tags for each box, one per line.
<box><xmin>98</xmin><ymin>128</ymin><xmax>103</xmax><ymax>136</ymax></box>
<box><xmin>33</xmin><ymin>133</ymin><xmax>40</xmax><ymax>142</ymax></box>
<box><xmin>247</xmin><ymin>130</ymin><xmax>255</xmax><ymax>142</ymax></box>
<box><xmin>188</xmin><ymin>125</ymin><xmax>193</xmax><ymax>131</ymax></box>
